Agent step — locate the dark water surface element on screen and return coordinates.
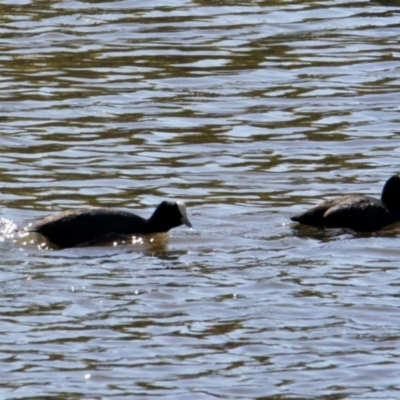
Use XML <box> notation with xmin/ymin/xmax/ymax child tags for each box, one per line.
<box><xmin>1</xmin><ymin>0</ymin><xmax>400</xmax><ymax>398</ymax></box>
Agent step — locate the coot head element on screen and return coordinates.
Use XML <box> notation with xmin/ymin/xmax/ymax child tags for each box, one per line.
<box><xmin>148</xmin><ymin>200</ymin><xmax>192</xmax><ymax>232</ymax></box>
<box><xmin>381</xmin><ymin>175</ymin><xmax>400</xmax><ymax>213</ymax></box>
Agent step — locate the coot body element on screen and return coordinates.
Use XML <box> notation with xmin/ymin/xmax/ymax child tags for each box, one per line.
<box><xmin>31</xmin><ymin>200</ymin><xmax>192</xmax><ymax>248</ymax></box>
<box><xmin>291</xmin><ymin>175</ymin><xmax>400</xmax><ymax>232</ymax></box>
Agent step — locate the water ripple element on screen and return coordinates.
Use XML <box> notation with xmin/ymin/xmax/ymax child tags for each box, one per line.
<box><xmin>1</xmin><ymin>0</ymin><xmax>400</xmax><ymax>398</ymax></box>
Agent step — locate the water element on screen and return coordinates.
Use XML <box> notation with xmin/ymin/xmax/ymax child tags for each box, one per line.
<box><xmin>1</xmin><ymin>0</ymin><xmax>400</xmax><ymax>398</ymax></box>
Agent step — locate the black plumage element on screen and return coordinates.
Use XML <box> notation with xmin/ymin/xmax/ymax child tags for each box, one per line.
<box><xmin>291</xmin><ymin>175</ymin><xmax>400</xmax><ymax>232</ymax></box>
<box><xmin>31</xmin><ymin>200</ymin><xmax>192</xmax><ymax>249</ymax></box>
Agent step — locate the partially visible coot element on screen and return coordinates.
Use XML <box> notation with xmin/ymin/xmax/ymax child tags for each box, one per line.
<box><xmin>291</xmin><ymin>175</ymin><xmax>400</xmax><ymax>232</ymax></box>
<box><xmin>31</xmin><ymin>200</ymin><xmax>192</xmax><ymax>249</ymax></box>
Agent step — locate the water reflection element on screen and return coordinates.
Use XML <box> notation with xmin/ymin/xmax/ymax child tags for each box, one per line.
<box><xmin>1</xmin><ymin>0</ymin><xmax>400</xmax><ymax>398</ymax></box>
<box><xmin>372</xmin><ymin>0</ymin><xmax>400</xmax><ymax>5</ymax></box>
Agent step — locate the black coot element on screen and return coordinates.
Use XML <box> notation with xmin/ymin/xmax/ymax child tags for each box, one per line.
<box><xmin>291</xmin><ymin>175</ymin><xmax>400</xmax><ymax>232</ymax></box>
<box><xmin>31</xmin><ymin>200</ymin><xmax>192</xmax><ymax>249</ymax></box>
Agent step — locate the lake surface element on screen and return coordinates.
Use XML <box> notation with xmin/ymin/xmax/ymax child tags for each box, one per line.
<box><xmin>1</xmin><ymin>0</ymin><xmax>400</xmax><ymax>398</ymax></box>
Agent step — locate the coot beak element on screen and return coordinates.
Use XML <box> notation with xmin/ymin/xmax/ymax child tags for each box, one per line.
<box><xmin>181</xmin><ymin>215</ymin><xmax>193</xmax><ymax>228</ymax></box>
<box><xmin>177</xmin><ymin>201</ymin><xmax>193</xmax><ymax>228</ymax></box>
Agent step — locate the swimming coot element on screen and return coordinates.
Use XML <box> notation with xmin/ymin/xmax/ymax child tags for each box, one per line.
<box><xmin>31</xmin><ymin>200</ymin><xmax>192</xmax><ymax>249</ymax></box>
<box><xmin>290</xmin><ymin>175</ymin><xmax>400</xmax><ymax>232</ymax></box>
